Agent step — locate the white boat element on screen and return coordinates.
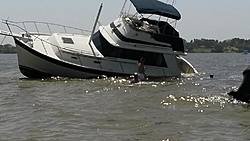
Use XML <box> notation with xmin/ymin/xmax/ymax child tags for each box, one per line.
<box><xmin>0</xmin><ymin>0</ymin><xmax>197</xmax><ymax>79</ymax></box>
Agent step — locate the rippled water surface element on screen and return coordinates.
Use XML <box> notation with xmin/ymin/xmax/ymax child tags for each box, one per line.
<box><xmin>0</xmin><ymin>53</ymin><xmax>250</xmax><ymax>140</ymax></box>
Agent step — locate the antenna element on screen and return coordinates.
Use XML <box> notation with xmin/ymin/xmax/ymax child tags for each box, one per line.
<box><xmin>120</xmin><ymin>0</ymin><xmax>128</xmax><ymax>17</ymax></box>
<box><xmin>89</xmin><ymin>3</ymin><xmax>103</xmax><ymax>57</ymax></box>
<box><xmin>0</xmin><ymin>35</ymin><xmax>6</xmax><ymax>45</ymax></box>
<box><xmin>172</xmin><ymin>0</ymin><xmax>177</xmax><ymax>6</ymax></box>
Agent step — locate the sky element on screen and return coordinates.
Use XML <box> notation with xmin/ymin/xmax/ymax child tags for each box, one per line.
<box><xmin>0</xmin><ymin>0</ymin><xmax>250</xmax><ymax>44</ymax></box>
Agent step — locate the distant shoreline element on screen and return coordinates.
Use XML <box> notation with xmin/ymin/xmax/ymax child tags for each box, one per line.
<box><xmin>1</xmin><ymin>37</ymin><xmax>249</xmax><ymax>53</ymax></box>
<box><xmin>0</xmin><ymin>44</ymin><xmax>16</xmax><ymax>54</ymax></box>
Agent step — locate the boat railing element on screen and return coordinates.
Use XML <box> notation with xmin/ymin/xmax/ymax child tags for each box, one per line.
<box><xmin>62</xmin><ymin>46</ymin><xmax>100</xmax><ymax>57</ymax></box>
<box><xmin>3</xmin><ymin>20</ymin><xmax>91</xmax><ymax>35</ymax></box>
<box><xmin>98</xmin><ymin>21</ymin><xmax>118</xmax><ymax>44</ymax></box>
<box><xmin>2</xmin><ymin>19</ymin><xmax>101</xmax><ymax>57</ymax></box>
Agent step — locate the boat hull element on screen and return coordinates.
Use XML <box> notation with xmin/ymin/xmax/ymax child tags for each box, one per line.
<box><xmin>15</xmin><ymin>38</ymin><xmax>129</xmax><ymax>78</ymax></box>
<box><xmin>15</xmin><ymin>37</ymin><xmax>198</xmax><ymax>79</ymax></box>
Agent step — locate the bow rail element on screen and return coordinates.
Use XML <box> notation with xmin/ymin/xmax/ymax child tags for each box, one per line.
<box><xmin>2</xmin><ymin>19</ymin><xmax>91</xmax><ymax>36</ymax></box>
<box><xmin>0</xmin><ymin>19</ymin><xmax>101</xmax><ymax>57</ymax></box>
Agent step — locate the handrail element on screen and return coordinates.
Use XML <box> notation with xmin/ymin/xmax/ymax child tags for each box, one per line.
<box><xmin>3</xmin><ymin>20</ymin><xmax>92</xmax><ymax>35</ymax></box>
<box><xmin>98</xmin><ymin>22</ymin><xmax>118</xmax><ymax>44</ymax></box>
<box><xmin>1</xmin><ymin>19</ymin><xmax>100</xmax><ymax>58</ymax></box>
<box><xmin>62</xmin><ymin>46</ymin><xmax>100</xmax><ymax>56</ymax></box>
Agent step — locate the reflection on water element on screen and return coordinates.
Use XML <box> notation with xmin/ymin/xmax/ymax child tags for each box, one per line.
<box><xmin>161</xmin><ymin>94</ymin><xmax>249</xmax><ymax>111</ymax></box>
<box><xmin>1</xmin><ymin>54</ymin><xmax>250</xmax><ymax>140</ymax></box>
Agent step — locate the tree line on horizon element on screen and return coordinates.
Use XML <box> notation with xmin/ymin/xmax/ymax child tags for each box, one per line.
<box><xmin>184</xmin><ymin>38</ymin><xmax>250</xmax><ymax>53</ymax></box>
<box><xmin>1</xmin><ymin>38</ymin><xmax>250</xmax><ymax>53</ymax></box>
<box><xmin>0</xmin><ymin>44</ymin><xmax>16</xmax><ymax>53</ymax></box>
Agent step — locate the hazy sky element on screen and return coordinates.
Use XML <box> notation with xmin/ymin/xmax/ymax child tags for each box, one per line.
<box><xmin>0</xmin><ymin>0</ymin><xmax>249</xmax><ymax>44</ymax></box>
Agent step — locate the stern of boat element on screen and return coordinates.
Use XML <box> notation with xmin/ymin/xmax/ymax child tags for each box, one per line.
<box><xmin>176</xmin><ymin>56</ymin><xmax>197</xmax><ymax>74</ymax></box>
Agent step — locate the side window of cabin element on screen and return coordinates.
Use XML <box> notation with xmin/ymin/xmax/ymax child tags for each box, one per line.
<box><xmin>92</xmin><ymin>31</ymin><xmax>167</xmax><ymax>67</ymax></box>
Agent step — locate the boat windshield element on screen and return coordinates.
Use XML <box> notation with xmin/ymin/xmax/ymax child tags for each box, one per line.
<box><xmin>124</xmin><ymin>16</ymin><xmax>179</xmax><ymax>37</ymax></box>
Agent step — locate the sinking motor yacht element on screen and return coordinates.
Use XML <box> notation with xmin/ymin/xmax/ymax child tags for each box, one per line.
<box><xmin>0</xmin><ymin>0</ymin><xmax>197</xmax><ymax>79</ymax></box>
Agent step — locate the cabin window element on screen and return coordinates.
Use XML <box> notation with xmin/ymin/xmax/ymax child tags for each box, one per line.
<box><xmin>93</xmin><ymin>31</ymin><xmax>167</xmax><ymax>67</ymax></box>
<box><xmin>62</xmin><ymin>37</ymin><xmax>74</xmax><ymax>44</ymax></box>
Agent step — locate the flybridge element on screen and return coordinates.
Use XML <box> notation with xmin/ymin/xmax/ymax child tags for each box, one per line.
<box><xmin>130</xmin><ymin>0</ymin><xmax>181</xmax><ymax>20</ymax></box>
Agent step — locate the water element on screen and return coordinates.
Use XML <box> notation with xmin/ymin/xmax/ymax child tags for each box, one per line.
<box><xmin>0</xmin><ymin>53</ymin><xmax>250</xmax><ymax>141</ymax></box>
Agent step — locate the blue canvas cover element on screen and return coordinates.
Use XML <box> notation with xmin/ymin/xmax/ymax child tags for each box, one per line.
<box><xmin>130</xmin><ymin>0</ymin><xmax>181</xmax><ymax>20</ymax></box>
